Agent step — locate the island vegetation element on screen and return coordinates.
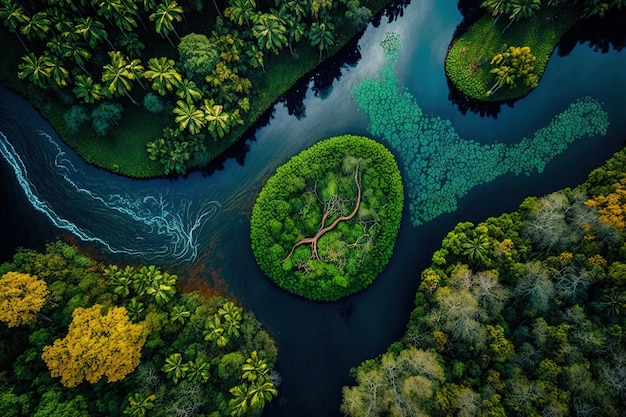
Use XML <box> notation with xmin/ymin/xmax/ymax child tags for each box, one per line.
<box><xmin>340</xmin><ymin>140</ymin><xmax>626</xmax><ymax>416</ymax></box>
<box><xmin>0</xmin><ymin>0</ymin><xmax>390</xmax><ymax>178</ymax></box>
<box><xmin>446</xmin><ymin>0</ymin><xmax>625</xmax><ymax>101</ymax></box>
<box><xmin>250</xmin><ymin>134</ymin><xmax>404</xmax><ymax>301</ymax></box>
<box><xmin>0</xmin><ymin>241</ymin><xmax>279</xmax><ymax>417</ymax></box>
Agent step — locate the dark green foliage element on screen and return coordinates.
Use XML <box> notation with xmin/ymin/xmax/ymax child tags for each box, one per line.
<box><xmin>63</xmin><ymin>106</ymin><xmax>89</xmax><ymax>134</ymax></box>
<box><xmin>91</xmin><ymin>102</ymin><xmax>123</xmax><ymax>137</ymax></box>
<box><xmin>250</xmin><ymin>135</ymin><xmax>404</xmax><ymax>301</ymax></box>
<box><xmin>341</xmin><ymin>145</ymin><xmax>626</xmax><ymax>416</ymax></box>
<box><xmin>0</xmin><ymin>241</ymin><xmax>278</xmax><ymax>417</ymax></box>
<box><xmin>0</xmin><ymin>0</ymin><xmax>386</xmax><ymax>178</ymax></box>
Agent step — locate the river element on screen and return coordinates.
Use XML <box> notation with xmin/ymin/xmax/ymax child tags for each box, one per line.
<box><xmin>1</xmin><ymin>1</ymin><xmax>626</xmax><ymax>416</ymax></box>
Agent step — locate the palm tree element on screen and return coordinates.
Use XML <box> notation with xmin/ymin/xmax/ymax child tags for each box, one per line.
<box><xmin>144</xmin><ymin>56</ymin><xmax>183</xmax><ymax>96</ymax></box>
<box><xmin>102</xmin><ymin>50</ymin><xmax>138</xmax><ymax>104</ymax></box>
<box><xmin>133</xmin><ymin>264</ymin><xmax>166</xmax><ymax>296</ymax></box>
<box><xmin>117</xmin><ymin>32</ymin><xmax>145</xmax><ymax>58</ymax></box>
<box><xmin>73</xmin><ymin>74</ymin><xmax>104</xmax><ymax>103</ymax></box>
<box><xmin>47</xmin><ymin>55</ymin><xmax>71</xmax><ymax>89</ymax></box>
<box><xmin>504</xmin><ymin>0</ymin><xmax>541</xmax><ymax>31</ymax></box>
<box><xmin>176</xmin><ymin>79</ymin><xmax>203</xmax><ymax>103</ymax></box>
<box><xmin>149</xmin><ymin>0</ymin><xmax>183</xmax><ymax>47</ymax></box>
<box><xmin>204</xmin><ymin>315</ymin><xmax>228</xmax><ymax>347</ymax></box>
<box><xmin>286</xmin><ymin>0</ymin><xmax>309</xmax><ymax>19</ymax></box>
<box><xmin>203</xmin><ymin>100</ymin><xmax>231</xmax><ymax>140</ymax></box>
<box><xmin>228</xmin><ymin>383</ymin><xmax>251</xmax><ymax>417</ymax></box>
<box><xmin>481</xmin><ymin>0</ymin><xmax>512</xmax><ymax>26</ymax></box>
<box><xmin>173</xmin><ymin>99</ymin><xmax>206</xmax><ymax>135</ymax></box>
<box><xmin>285</xmin><ymin>15</ymin><xmax>307</xmax><ymax>56</ymax></box>
<box><xmin>487</xmin><ymin>65</ymin><xmax>516</xmax><ymax>96</ymax></box>
<box><xmin>161</xmin><ymin>353</ymin><xmax>188</xmax><ymax>384</ymax></box>
<box><xmin>252</xmin><ymin>13</ymin><xmax>288</xmax><ymax>54</ymax></box>
<box><xmin>248</xmin><ymin>378</ymin><xmax>277</xmax><ymax>408</ymax></box>
<box><xmin>600</xmin><ymin>288</ymin><xmax>626</xmax><ymax>317</ymax></box>
<box><xmin>461</xmin><ymin>234</ymin><xmax>491</xmax><ymax>265</ymax></box>
<box><xmin>245</xmin><ymin>45</ymin><xmax>265</xmax><ymax>72</ymax></box>
<box><xmin>62</xmin><ymin>40</ymin><xmax>92</xmax><ymax>76</ymax></box>
<box><xmin>115</xmin><ymin>10</ymin><xmax>138</xmax><ymax>32</ymax></box>
<box><xmin>124</xmin><ymin>392</ymin><xmax>156</xmax><ymax>417</ymax></box>
<box><xmin>225</xmin><ymin>0</ymin><xmax>257</xmax><ymax>29</ymax></box>
<box><xmin>185</xmin><ymin>356</ymin><xmax>210</xmax><ymax>384</ymax></box>
<box><xmin>18</xmin><ymin>53</ymin><xmax>52</xmax><ymax>89</ymax></box>
<box><xmin>242</xmin><ymin>351</ymin><xmax>269</xmax><ymax>382</ymax></box>
<box><xmin>308</xmin><ymin>21</ymin><xmax>334</xmax><ymax>60</ymax></box>
<box><xmin>220</xmin><ymin>301</ymin><xmax>243</xmax><ymax>338</ymax></box>
<box><xmin>0</xmin><ymin>0</ymin><xmax>30</xmax><ymax>51</ymax></box>
<box><xmin>110</xmin><ymin>272</ymin><xmax>133</xmax><ymax>296</ymax></box>
<box><xmin>127</xmin><ymin>57</ymin><xmax>145</xmax><ymax>89</ymax></box>
<box><xmin>74</xmin><ymin>16</ymin><xmax>114</xmax><ymax>49</ymax></box>
<box><xmin>20</xmin><ymin>11</ymin><xmax>50</xmax><ymax>41</ymax></box>
<box><xmin>126</xmin><ymin>298</ymin><xmax>145</xmax><ymax>322</ymax></box>
<box><xmin>146</xmin><ymin>271</ymin><xmax>176</xmax><ymax>304</ymax></box>
<box><xmin>169</xmin><ymin>304</ymin><xmax>191</xmax><ymax>324</ymax></box>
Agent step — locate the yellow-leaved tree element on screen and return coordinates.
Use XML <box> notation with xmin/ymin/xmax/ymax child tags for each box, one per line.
<box><xmin>42</xmin><ymin>304</ymin><xmax>147</xmax><ymax>387</ymax></box>
<box><xmin>0</xmin><ymin>271</ymin><xmax>49</xmax><ymax>328</ymax></box>
<box><xmin>585</xmin><ymin>178</ymin><xmax>626</xmax><ymax>233</ymax></box>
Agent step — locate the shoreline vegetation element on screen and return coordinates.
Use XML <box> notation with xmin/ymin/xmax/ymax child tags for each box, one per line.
<box><xmin>0</xmin><ymin>0</ymin><xmax>394</xmax><ymax>179</ymax></box>
<box><xmin>445</xmin><ymin>0</ymin><xmax>623</xmax><ymax>103</ymax></box>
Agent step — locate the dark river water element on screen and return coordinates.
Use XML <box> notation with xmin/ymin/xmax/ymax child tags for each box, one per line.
<box><xmin>2</xmin><ymin>1</ymin><xmax>626</xmax><ymax>416</ymax></box>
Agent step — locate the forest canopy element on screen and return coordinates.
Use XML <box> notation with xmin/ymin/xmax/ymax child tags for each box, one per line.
<box><xmin>0</xmin><ymin>242</ymin><xmax>279</xmax><ymax>417</ymax></box>
<box><xmin>250</xmin><ymin>134</ymin><xmax>404</xmax><ymax>301</ymax></box>
<box><xmin>340</xmin><ymin>143</ymin><xmax>626</xmax><ymax>416</ymax></box>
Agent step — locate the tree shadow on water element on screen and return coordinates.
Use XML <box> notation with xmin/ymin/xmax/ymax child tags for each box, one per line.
<box><xmin>199</xmin><ymin>107</ymin><xmax>275</xmax><ymax>177</ymax></box>
<box><xmin>279</xmin><ymin>33</ymin><xmax>363</xmax><ymax>118</ymax></box>
<box><xmin>557</xmin><ymin>9</ymin><xmax>626</xmax><ymax>56</ymax></box>
<box><xmin>371</xmin><ymin>0</ymin><xmax>412</xmax><ymax>27</ymax></box>
<box><xmin>447</xmin><ymin>76</ymin><xmax>512</xmax><ymax>119</ymax></box>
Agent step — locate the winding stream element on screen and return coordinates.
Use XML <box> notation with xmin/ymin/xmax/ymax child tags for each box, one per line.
<box><xmin>2</xmin><ymin>1</ymin><xmax>626</xmax><ymax>416</ymax></box>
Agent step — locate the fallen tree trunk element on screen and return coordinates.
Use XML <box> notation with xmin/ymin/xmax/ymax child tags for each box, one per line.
<box><xmin>283</xmin><ymin>165</ymin><xmax>362</xmax><ymax>262</ymax></box>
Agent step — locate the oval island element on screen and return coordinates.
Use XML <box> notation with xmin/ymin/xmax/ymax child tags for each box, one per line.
<box><xmin>250</xmin><ymin>135</ymin><xmax>404</xmax><ymax>301</ymax></box>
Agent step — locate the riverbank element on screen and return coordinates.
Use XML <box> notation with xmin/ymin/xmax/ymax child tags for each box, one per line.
<box><xmin>445</xmin><ymin>5</ymin><xmax>579</xmax><ymax>102</ymax></box>
<box><xmin>0</xmin><ymin>0</ymin><xmax>393</xmax><ymax>179</ymax></box>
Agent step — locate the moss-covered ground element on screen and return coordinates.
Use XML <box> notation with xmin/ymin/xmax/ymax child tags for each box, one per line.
<box><xmin>0</xmin><ymin>0</ymin><xmax>390</xmax><ymax>178</ymax></box>
<box><xmin>445</xmin><ymin>6</ymin><xmax>579</xmax><ymax>102</ymax></box>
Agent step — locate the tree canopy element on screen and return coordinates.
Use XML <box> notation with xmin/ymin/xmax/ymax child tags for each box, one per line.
<box><xmin>0</xmin><ymin>271</ymin><xmax>49</xmax><ymax>328</ymax></box>
<box><xmin>42</xmin><ymin>304</ymin><xmax>146</xmax><ymax>387</ymax></box>
<box><xmin>340</xmin><ymin>145</ymin><xmax>626</xmax><ymax>416</ymax></box>
<box><xmin>0</xmin><ymin>241</ymin><xmax>278</xmax><ymax>416</ymax></box>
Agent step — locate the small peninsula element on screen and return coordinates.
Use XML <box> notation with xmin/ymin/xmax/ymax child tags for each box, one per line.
<box><xmin>445</xmin><ymin>0</ymin><xmax>623</xmax><ymax>102</ymax></box>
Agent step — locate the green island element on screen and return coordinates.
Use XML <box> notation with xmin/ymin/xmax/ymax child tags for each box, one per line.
<box><xmin>340</xmin><ymin>139</ymin><xmax>626</xmax><ymax>416</ymax></box>
<box><xmin>0</xmin><ymin>0</ymin><xmax>386</xmax><ymax>178</ymax></box>
<box><xmin>445</xmin><ymin>0</ymin><xmax>624</xmax><ymax>101</ymax></box>
<box><xmin>0</xmin><ymin>241</ymin><xmax>278</xmax><ymax>417</ymax></box>
<box><xmin>250</xmin><ymin>134</ymin><xmax>404</xmax><ymax>301</ymax></box>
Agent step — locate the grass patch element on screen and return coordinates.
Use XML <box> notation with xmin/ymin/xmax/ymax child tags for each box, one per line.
<box><xmin>445</xmin><ymin>6</ymin><xmax>580</xmax><ymax>102</ymax></box>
